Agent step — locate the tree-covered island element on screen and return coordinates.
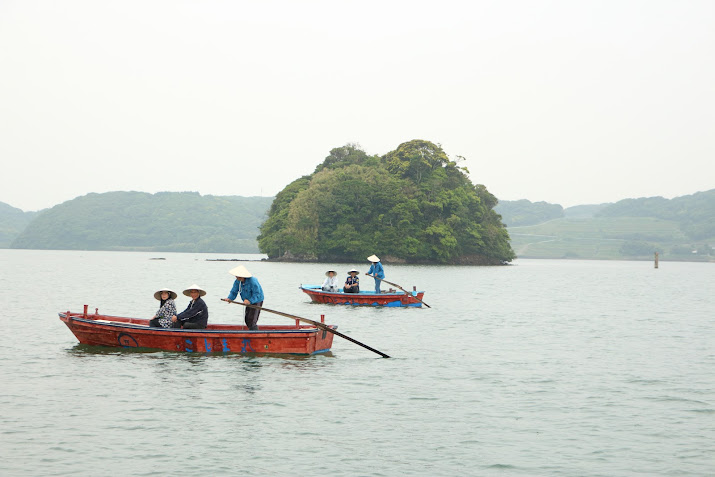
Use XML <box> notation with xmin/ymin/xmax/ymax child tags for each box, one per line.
<box><xmin>258</xmin><ymin>139</ymin><xmax>516</xmax><ymax>264</ymax></box>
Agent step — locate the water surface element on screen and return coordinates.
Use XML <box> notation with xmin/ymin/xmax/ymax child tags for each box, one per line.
<box><xmin>1</xmin><ymin>250</ymin><xmax>713</xmax><ymax>476</ymax></box>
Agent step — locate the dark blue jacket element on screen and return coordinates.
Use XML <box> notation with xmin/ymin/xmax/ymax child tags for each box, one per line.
<box><xmin>176</xmin><ymin>297</ymin><xmax>209</xmax><ymax>328</ymax></box>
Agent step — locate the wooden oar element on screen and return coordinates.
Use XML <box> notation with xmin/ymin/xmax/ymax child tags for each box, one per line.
<box><xmin>365</xmin><ymin>274</ymin><xmax>431</xmax><ymax>308</ymax></box>
<box><xmin>222</xmin><ymin>299</ymin><xmax>390</xmax><ymax>358</ymax></box>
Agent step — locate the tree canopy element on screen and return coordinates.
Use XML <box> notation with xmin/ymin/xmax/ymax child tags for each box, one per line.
<box><xmin>257</xmin><ymin>140</ymin><xmax>515</xmax><ymax>264</ymax></box>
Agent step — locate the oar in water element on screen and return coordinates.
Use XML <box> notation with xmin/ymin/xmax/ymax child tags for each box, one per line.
<box><xmin>365</xmin><ymin>274</ymin><xmax>431</xmax><ymax>308</ymax></box>
<box><xmin>222</xmin><ymin>299</ymin><xmax>390</xmax><ymax>358</ymax></box>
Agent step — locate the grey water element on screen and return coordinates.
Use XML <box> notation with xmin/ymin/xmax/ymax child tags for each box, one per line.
<box><xmin>0</xmin><ymin>250</ymin><xmax>713</xmax><ymax>476</ymax></box>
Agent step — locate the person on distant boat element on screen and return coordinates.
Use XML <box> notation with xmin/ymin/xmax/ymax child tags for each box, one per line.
<box><xmin>344</xmin><ymin>269</ymin><xmax>360</xmax><ymax>293</ymax></box>
<box><xmin>171</xmin><ymin>284</ymin><xmax>209</xmax><ymax>329</ymax></box>
<box><xmin>322</xmin><ymin>270</ymin><xmax>339</xmax><ymax>292</ymax></box>
<box><xmin>366</xmin><ymin>255</ymin><xmax>385</xmax><ymax>293</ymax></box>
<box><xmin>149</xmin><ymin>288</ymin><xmax>177</xmax><ymax>328</ymax></box>
<box><xmin>221</xmin><ymin>265</ymin><xmax>264</xmax><ymax>331</ymax></box>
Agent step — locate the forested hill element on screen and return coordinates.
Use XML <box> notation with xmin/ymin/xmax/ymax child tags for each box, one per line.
<box><xmin>596</xmin><ymin>189</ymin><xmax>715</xmax><ymax>240</ymax></box>
<box><xmin>258</xmin><ymin>140</ymin><xmax>515</xmax><ymax>264</ymax></box>
<box><xmin>0</xmin><ymin>202</ymin><xmax>38</xmax><ymax>247</ymax></box>
<box><xmin>500</xmin><ymin>190</ymin><xmax>715</xmax><ymax>261</ymax></box>
<box><xmin>10</xmin><ymin>192</ymin><xmax>273</xmax><ymax>253</ymax></box>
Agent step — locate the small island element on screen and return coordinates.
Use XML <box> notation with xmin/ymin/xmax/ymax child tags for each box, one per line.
<box><xmin>257</xmin><ymin>140</ymin><xmax>516</xmax><ymax>265</ymax></box>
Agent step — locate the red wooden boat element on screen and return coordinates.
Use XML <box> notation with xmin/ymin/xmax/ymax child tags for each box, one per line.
<box><xmin>59</xmin><ymin>306</ymin><xmax>335</xmax><ymax>355</ymax></box>
<box><xmin>300</xmin><ymin>285</ymin><xmax>425</xmax><ymax>307</ymax></box>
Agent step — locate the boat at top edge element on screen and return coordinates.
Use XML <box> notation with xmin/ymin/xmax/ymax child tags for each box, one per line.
<box><xmin>59</xmin><ymin>307</ymin><xmax>335</xmax><ymax>355</ymax></box>
<box><xmin>299</xmin><ymin>285</ymin><xmax>425</xmax><ymax>307</ymax></box>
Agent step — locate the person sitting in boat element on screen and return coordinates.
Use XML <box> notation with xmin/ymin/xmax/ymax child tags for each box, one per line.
<box><xmin>366</xmin><ymin>254</ymin><xmax>385</xmax><ymax>293</ymax></box>
<box><xmin>344</xmin><ymin>269</ymin><xmax>360</xmax><ymax>293</ymax></box>
<box><xmin>322</xmin><ymin>270</ymin><xmax>339</xmax><ymax>292</ymax></box>
<box><xmin>171</xmin><ymin>284</ymin><xmax>209</xmax><ymax>329</ymax></box>
<box><xmin>221</xmin><ymin>265</ymin><xmax>264</xmax><ymax>331</ymax></box>
<box><xmin>149</xmin><ymin>288</ymin><xmax>177</xmax><ymax>328</ymax></box>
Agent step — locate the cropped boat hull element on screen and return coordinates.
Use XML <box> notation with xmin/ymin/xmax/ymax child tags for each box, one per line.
<box><xmin>59</xmin><ymin>308</ymin><xmax>335</xmax><ymax>355</ymax></box>
<box><xmin>300</xmin><ymin>285</ymin><xmax>425</xmax><ymax>307</ymax></box>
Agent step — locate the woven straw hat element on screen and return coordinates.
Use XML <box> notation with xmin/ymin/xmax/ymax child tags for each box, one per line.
<box><xmin>229</xmin><ymin>265</ymin><xmax>253</xmax><ymax>278</ymax></box>
<box><xmin>325</xmin><ymin>270</ymin><xmax>336</xmax><ymax>276</ymax></box>
<box><xmin>348</xmin><ymin>269</ymin><xmax>359</xmax><ymax>274</ymax></box>
<box><xmin>183</xmin><ymin>284</ymin><xmax>207</xmax><ymax>297</ymax></box>
<box><xmin>153</xmin><ymin>288</ymin><xmax>177</xmax><ymax>300</ymax></box>
<box><xmin>367</xmin><ymin>254</ymin><xmax>380</xmax><ymax>262</ymax></box>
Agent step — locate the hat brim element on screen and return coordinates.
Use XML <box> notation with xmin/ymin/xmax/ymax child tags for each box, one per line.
<box><xmin>325</xmin><ymin>270</ymin><xmax>336</xmax><ymax>276</ymax></box>
<box><xmin>229</xmin><ymin>265</ymin><xmax>253</xmax><ymax>278</ymax></box>
<box><xmin>154</xmin><ymin>289</ymin><xmax>177</xmax><ymax>300</ymax></box>
<box><xmin>183</xmin><ymin>285</ymin><xmax>207</xmax><ymax>297</ymax></box>
<box><xmin>367</xmin><ymin>255</ymin><xmax>380</xmax><ymax>262</ymax></box>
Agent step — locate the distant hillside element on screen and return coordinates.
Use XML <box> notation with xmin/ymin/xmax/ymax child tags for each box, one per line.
<box><xmin>506</xmin><ymin>190</ymin><xmax>715</xmax><ymax>261</ymax></box>
<box><xmin>10</xmin><ymin>192</ymin><xmax>274</xmax><ymax>253</ymax></box>
<box><xmin>563</xmin><ymin>203</ymin><xmax>610</xmax><ymax>219</ymax></box>
<box><xmin>494</xmin><ymin>199</ymin><xmax>564</xmax><ymax>226</ymax></box>
<box><xmin>0</xmin><ymin>201</ymin><xmax>38</xmax><ymax>247</ymax></box>
<box><xmin>596</xmin><ymin>189</ymin><xmax>715</xmax><ymax>240</ymax></box>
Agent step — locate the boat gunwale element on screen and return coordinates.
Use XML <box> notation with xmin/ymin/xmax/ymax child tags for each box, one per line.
<box><xmin>299</xmin><ymin>285</ymin><xmax>425</xmax><ymax>297</ymax></box>
<box><xmin>59</xmin><ymin>314</ymin><xmax>335</xmax><ymax>335</ymax></box>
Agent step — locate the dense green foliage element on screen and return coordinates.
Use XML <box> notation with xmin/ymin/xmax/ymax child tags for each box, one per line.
<box><xmin>494</xmin><ymin>199</ymin><xmax>564</xmax><ymax>226</ymax></box>
<box><xmin>0</xmin><ymin>201</ymin><xmax>38</xmax><ymax>247</ymax></box>
<box><xmin>10</xmin><ymin>192</ymin><xmax>273</xmax><ymax>252</ymax></box>
<box><xmin>257</xmin><ymin>140</ymin><xmax>516</xmax><ymax>264</ymax></box>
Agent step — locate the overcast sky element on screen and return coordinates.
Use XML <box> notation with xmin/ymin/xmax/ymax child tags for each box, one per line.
<box><xmin>1</xmin><ymin>0</ymin><xmax>713</xmax><ymax>211</ymax></box>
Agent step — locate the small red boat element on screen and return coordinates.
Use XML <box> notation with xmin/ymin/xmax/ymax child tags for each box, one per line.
<box><xmin>59</xmin><ymin>306</ymin><xmax>335</xmax><ymax>355</ymax></box>
<box><xmin>300</xmin><ymin>285</ymin><xmax>425</xmax><ymax>307</ymax></box>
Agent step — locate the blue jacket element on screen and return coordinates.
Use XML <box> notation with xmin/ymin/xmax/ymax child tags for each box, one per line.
<box><xmin>228</xmin><ymin>277</ymin><xmax>264</xmax><ymax>304</ymax></box>
<box><xmin>367</xmin><ymin>262</ymin><xmax>385</xmax><ymax>279</ymax></box>
<box><xmin>176</xmin><ymin>297</ymin><xmax>209</xmax><ymax>328</ymax></box>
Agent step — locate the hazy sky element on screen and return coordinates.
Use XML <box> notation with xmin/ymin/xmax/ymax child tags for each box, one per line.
<box><xmin>1</xmin><ymin>0</ymin><xmax>714</xmax><ymax>211</ymax></box>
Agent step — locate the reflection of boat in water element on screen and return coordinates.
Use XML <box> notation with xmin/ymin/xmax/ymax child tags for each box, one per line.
<box><xmin>299</xmin><ymin>285</ymin><xmax>425</xmax><ymax>307</ymax></box>
<box><xmin>59</xmin><ymin>306</ymin><xmax>335</xmax><ymax>355</ymax></box>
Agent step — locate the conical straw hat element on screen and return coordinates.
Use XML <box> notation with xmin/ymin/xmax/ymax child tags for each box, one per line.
<box><xmin>182</xmin><ymin>284</ymin><xmax>206</xmax><ymax>297</ymax></box>
<box><xmin>367</xmin><ymin>254</ymin><xmax>380</xmax><ymax>262</ymax></box>
<box><xmin>229</xmin><ymin>265</ymin><xmax>253</xmax><ymax>278</ymax></box>
<box><xmin>153</xmin><ymin>288</ymin><xmax>177</xmax><ymax>300</ymax></box>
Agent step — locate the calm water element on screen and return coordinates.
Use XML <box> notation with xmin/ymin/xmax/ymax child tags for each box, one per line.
<box><xmin>0</xmin><ymin>250</ymin><xmax>713</xmax><ymax>476</ymax></box>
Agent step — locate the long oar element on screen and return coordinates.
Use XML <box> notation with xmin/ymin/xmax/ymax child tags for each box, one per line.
<box><xmin>222</xmin><ymin>299</ymin><xmax>390</xmax><ymax>358</ymax></box>
<box><xmin>365</xmin><ymin>274</ymin><xmax>431</xmax><ymax>308</ymax></box>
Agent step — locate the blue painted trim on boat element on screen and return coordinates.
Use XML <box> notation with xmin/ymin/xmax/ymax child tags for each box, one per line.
<box><xmin>301</xmin><ymin>285</ymin><xmax>424</xmax><ymax>297</ymax></box>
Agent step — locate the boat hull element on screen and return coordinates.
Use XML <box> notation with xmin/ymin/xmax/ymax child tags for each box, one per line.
<box><xmin>300</xmin><ymin>286</ymin><xmax>425</xmax><ymax>307</ymax></box>
<box><xmin>59</xmin><ymin>310</ymin><xmax>335</xmax><ymax>355</ymax></box>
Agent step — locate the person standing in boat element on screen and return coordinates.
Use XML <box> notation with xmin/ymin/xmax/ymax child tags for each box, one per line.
<box><xmin>366</xmin><ymin>255</ymin><xmax>385</xmax><ymax>293</ymax></box>
<box><xmin>222</xmin><ymin>265</ymin><xmax>264</xmax><ymax>331</ymax></box>
<box><xmin>344</xmin><ymin>269</ymin><xmax>360</xmax><ymax>293</ymax></box>
<box><xmin>149</xmin><ymin>288</ymin><xmax>177</xmax><ymax>328</ymax></box>
<box><xmin>171</xmin><ymin>284</ymin><xmax>209</xmax><ymax>329</ymax></box>
<box><xmin>322</xmin><ymin>270</ymin><xmax>339</xmax><ymax>292</ymax></box>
